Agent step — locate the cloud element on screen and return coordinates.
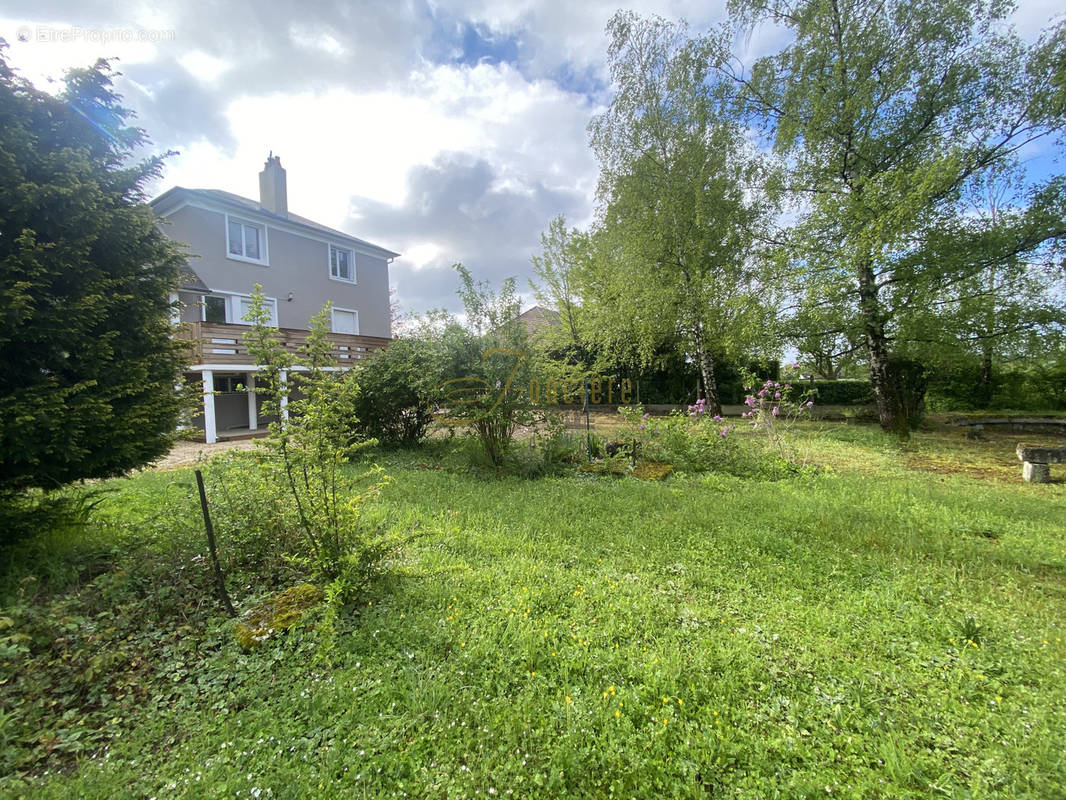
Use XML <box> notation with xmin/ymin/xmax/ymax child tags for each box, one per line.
<box><xmin>352</xmin><ymin>151</ymin><xmax>586</xmax><ymax>314</ymax></box>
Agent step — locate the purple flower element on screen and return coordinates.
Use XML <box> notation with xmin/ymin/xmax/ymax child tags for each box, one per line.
<box><xmin>720</xmin><ymin>429</ymin><xmax>729</xmax><ymax>438</ymax></box>
<box><xmin>772</xmin><ymin>406</ymin><xmax>780</xmax><ymax>416</ymax></box>
<box><xmin>642</xmin><ymin>412</ymin><xmax>650</xmax><ymax>419</ymax></box>
<box><xmin>806</xmin><ymin>400</ymin><xmax>814</xmax><ymax>408</ymax></box>
<box><xmin>712</xmin><ymin>414</ymin><xmax>722</xmax><ymax>422</ymax></box>
<box><xmin>758</xmin><ymin>389</ymin><xmax>768</xmax><ymax>398</ymax></box>
<box><xmin>744</xmin><ymin>397</ymin><xmax>755</xmax><ymax>406</ymax></box>
<box><xmin>640</xmin><ymin>424</ymin><xmax>646</xmax><ymax>430</ymax></box>
<box><xmin>774</xmin><ymin>392</ymin><xmax>781</xmax><ymax>399</ymax></box>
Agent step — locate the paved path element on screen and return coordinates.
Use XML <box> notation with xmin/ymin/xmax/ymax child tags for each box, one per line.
<box><xmin>150</xmin><ymin>438</ymin><xmax>262</xmax><ymax>470</ymax></box>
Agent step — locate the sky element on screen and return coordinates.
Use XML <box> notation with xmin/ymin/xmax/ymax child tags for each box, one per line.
<box><xmin>1</xmin><ymin>0</ymin><xmax>1063</xmax><ymax>319</ymax></box>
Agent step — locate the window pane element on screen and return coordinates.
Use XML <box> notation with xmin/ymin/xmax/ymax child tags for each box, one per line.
<box><xmin>244</xmin><ymin>225</ymin><xmax>260</xmax><ymax>259</ymax></box>
<box><xmin>204</xmin><ymin>295</ymin><xmax>227</xmax><ymax>323</ymax></box>
<box><xmin>228</xmin><ymin>220</ymin><xmax>243</xmax><ymax>255</ymax></box>
<box><xmin>238</xmin><ymin>297</ymin><xmax>254</xmax><ymax>324</ymax></box>
<box><xmin>332</xmin><ymin>247</ymin><xmax>351</xmax><ymax>280</ymax></box>
<box><xmin>333</xmin><ymin>309</ymin><xmax>357</xmax><ymax>334</ymax></box>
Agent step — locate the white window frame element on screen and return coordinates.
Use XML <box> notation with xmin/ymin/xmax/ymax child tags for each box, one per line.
<box><xmin>328</xmin><ymin>244</ymin><xmax>356</xmax><ymax>283</ymax></box>
<box><xmin>201</xmin><ymin>290</ymin><xmax>278</xmax><ymax>327</ymax></box>
<box><xmin>225</xmin><ymin>214</ymin><xmax>269</xmax><ymax>266</ymax></box>
<box><xmin>331</xmin><ymin>306</ymin><xmax>359</xmax><ymax>335</ymax></box>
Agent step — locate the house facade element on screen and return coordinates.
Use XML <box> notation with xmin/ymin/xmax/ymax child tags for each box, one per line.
<box><xmin>151</xmin><ymin>155</ymin><xmax>397</xmax><ymax>443</ymax></box>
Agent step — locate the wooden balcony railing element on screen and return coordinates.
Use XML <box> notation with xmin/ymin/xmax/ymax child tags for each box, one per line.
<box><xmin>176</xmin><ymin>321</ymin><xmax>391</xmax><ymax>368</ymax></box>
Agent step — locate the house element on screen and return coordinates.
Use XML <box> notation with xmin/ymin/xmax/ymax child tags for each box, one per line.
<box><xmin>515</xmin><ymin>305</ymin><xmax>560</xmax><ymax>336</ymax></box>
<box><xmin>151</xmin><ymin>155</ymin><xmax>398</xmax><ymax>443</ymax></box>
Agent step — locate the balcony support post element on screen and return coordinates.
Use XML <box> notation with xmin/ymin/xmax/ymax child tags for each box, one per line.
<box><xmin>201</xmin><ymin>370</ymin><xmax>217</xmax><ymax>444</ymax></box>
<box><xmin>246</xmin><ymin>372</ymin><xmax>257</xmax><ymax>431</ymax></box>
<box><xmin>279</xmin><ymin>369</ymin><xmax>289</xmax><ymax>426</ymax></box>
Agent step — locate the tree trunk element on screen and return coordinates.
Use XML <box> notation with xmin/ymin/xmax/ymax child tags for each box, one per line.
<box><xmin>692</xmin><ymin>324</ymin><xmax>722</xmax><ymax>415</ymax></box>
<box><xmin>858</xmin><ymin>259</ymin><xmax>901</xmax><ymax>434</ymax></box>
<box><xmin>979</xmin><ymin>347</ymin><xmax>993</xmax><ymax>406</ymax></box>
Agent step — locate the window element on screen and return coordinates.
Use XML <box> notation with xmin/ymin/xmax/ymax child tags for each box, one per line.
<box><xmin>226</xmin><ymin>216</ymin><xmax>267</xmax><ymax>263</ymax></box>
<box><xmin>331</xmin><ymin>307</ymin><xmax>359</xmax><ymax>335</ymax></box>
<box><xmin>204</xmin><ymin>295</ymin><xmax>227</xmax><ymax>323</ymax></box>
<box><xmin>213</xmin><ymin>374</ymin><xmax>248</xmax><ymax>393</ymax></box>
<box><xmin>330</xmin><ymin>245</ymin><xmax>355</xmax><ymax>282</ymax></box>
<box><xmin>201</xmin><ymin>293</ymin><xmax>277</xmax><ymax>327</ymax></box>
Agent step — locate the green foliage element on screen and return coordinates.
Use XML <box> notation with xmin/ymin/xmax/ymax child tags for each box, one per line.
<box><xmin>884</xmin><ymin>358</ymin><xmax>930</xmax><ymax>435</ymax></box>
<box><xmin>734</xmin><ymin>0</ymin><xmax>1066</xmax><ymax>431</ymax></box>
<box><xmin>348</xmin><ymin>337</ymin><xmax>438</xmax><ymax>445</ymax></box>
<box><xmin>438</xmin><ymin>264</ymin><xmax>545</xmax><ymax>467</ymax></box>
<box><xmin>582</xmin><ymin>12</ymin><xmax>780</xmax><ymax>413</ymax></box>
<box><xmin>806</xmin><ymin>380</ymin><xmax>874</xmax><ymax>406</ymax></box>
<box><xmin>4</xmin><ymin>428</ymin><xmax>1066</xmax><ymax>796</ymax></box>
<box><xmin>0</xmin><ymin>51</ymin><xmax>188</xmax><ymax>494</ymax></box>
<box><xmin>243</xmin><ymin>287</ymin><xmax>390</xmax><ymax>578</ymax></box>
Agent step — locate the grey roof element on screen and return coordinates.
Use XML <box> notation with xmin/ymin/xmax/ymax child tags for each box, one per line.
<box><xmin>151</xmin><ymin>186</ymin><xmax>400</xmax><ymax>258</ymax></box>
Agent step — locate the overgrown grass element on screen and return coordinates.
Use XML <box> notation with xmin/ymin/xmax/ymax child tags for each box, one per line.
<box><xmin>2</xmin><ymin>424</ymin><xmax>1065</xmax><ymax>798</ymax></box>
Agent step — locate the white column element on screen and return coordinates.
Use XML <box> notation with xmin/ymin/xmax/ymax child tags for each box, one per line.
<box><xmin>201</xmin><ymin>370</ymin><xmax>217</xmax><ymax>444</ymax></box>
<box><xmin>246</xmin><ymin>373</ymin><xmax>257</xmax><ymax>431</ymax></box>
<box><xmin>279</xmin><ymin>369</ymin><xmax>289</xmax><ymax>424</ymax></box>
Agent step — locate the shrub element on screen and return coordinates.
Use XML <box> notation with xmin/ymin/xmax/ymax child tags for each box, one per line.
<box><xmin>618</xmin><ymin>404</ymin><xmax>738</xmax><ymax>472</ymax></box>
<box><xmin>242</xmin><ymin>288</ymin><xmax>392</xmax><ymax>580</ymax></box>
<box><xmin>805</xmin><ymin>379</ymin><xmax>874</xmax><ymax>405</ymax></box>
<box><xmin>349</xmin><ymin>338</ymin><xmax>438</xmax><ymax>445</ymax></box>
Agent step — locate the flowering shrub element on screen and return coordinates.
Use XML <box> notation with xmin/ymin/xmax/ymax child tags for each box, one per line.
<box><xmin>619</xmin><ymin>404</ymin><xmax>737</xmax><ymax>472</ymax></box>
<box><xmin>741</xmin><ymin>367</ymin><xmax>815</xmax><ymax>453</ymax></box>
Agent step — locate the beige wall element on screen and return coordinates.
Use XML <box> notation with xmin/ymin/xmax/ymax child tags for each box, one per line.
<box><xmin>161</xmin><ymin>204</ymin><xmax>391</xmax><ymax>336</ymax></box>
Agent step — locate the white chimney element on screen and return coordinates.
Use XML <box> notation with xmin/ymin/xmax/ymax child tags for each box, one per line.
<box><xmin>259</xmin><ymin>153</ymin><xmax>288</xmax><ymax>216</ymax></box>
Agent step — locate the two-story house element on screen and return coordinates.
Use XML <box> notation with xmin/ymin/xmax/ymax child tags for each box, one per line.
<box><xmin>151</xmin><ymin>155</ymin><xmax>397</xmax><ymax>443</ymax></box>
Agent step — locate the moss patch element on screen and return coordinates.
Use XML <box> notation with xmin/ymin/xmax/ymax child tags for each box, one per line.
<box><xmin>631</xmin><ymin>461</ymin><xmax>673</xmax><ymax>481</ymax></box>
<box><xmin>234</xmin><ymin>583</ymin><xmax>323</xmax><ymax>650</ymax></box>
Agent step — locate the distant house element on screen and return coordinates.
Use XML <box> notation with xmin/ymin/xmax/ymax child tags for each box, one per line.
<box><xmin>515</xmin><ymin>305</ymin><xmax>560</xmax><ymax>336</ymax></box>
<box><xmin>151</xmin><ymin>155</ymin><xmax>398</xmax><ymax>443</ymax></box>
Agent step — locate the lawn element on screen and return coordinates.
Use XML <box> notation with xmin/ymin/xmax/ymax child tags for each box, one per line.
<box><xmin>2</xmin><ymin>423</ymin><xmax>1065</xmax><ymax>799</ymax></box>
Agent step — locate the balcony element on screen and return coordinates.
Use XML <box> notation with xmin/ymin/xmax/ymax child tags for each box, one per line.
<box><xmin>177</xmin><ymin>321</ymin><xmax>391</xmax><ymax>368</ymax></box>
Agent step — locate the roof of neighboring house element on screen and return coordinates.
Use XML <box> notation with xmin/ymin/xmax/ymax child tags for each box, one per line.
<box><xmin>516</xmin><ymin>305</ymin><xmax>560</xmax><ymax>335</ymax></box>
<box><xmin>150</xmin><ymin>186</ymin><xmax>400</xmax><ymax>259</ymax></box>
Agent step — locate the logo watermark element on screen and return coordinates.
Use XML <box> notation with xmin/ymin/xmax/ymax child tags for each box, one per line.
<box><xmin>15</xmin><ymin>24</ymin><xmax>176</xmax><ymax>45</ymax></box>
<box><xmin>432</xmin><ymin>348</ymin><xmax>634</xmax><ymax>426</ymax></box>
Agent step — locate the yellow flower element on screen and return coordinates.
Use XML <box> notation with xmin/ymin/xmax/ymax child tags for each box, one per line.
<box><xmin>615</xmin><ymin>710</ymin><xmax>621</xmax><ymax>719</ymax></box>
<box><xmin>976</xmin><ymin>674</ymin><xmax>985</xmax><ymax>680</ymax></box>
<box><xmin>678</xmin><ymin>699</ymin><xmax>684</xmax><ymax>706</ymax></box>
<box><xmin>566</xmin><ymin>695</ymin><xmax>573</xmax><ymax>705</ymax></box>
<box><xmin>460</xmin><ymin>642</ymin><xmax>466</xmax><ymax>648</ymax></box>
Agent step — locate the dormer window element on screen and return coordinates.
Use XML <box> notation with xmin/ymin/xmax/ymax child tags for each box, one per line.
<box><xmin>330</xmin><ymin>244</ymin><xmax>355</xmax><ymax>283</ymax></box>
<box><xmin>226</xmin><ymin>215</ymin><xmax>268</xmax><ymax>264</ymax></box>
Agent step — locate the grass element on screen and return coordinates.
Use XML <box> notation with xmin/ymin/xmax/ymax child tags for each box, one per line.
<box><xmin>2</xmin><ymin>423</ymin><xmax>1065</xmax><ymax>798</ymax></box>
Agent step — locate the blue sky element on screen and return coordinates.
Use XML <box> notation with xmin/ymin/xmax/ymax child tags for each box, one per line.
<box><xmin>1</xmin><ymin>0</ymin><xmax>1063</xmax><ymax>317</ymax></box>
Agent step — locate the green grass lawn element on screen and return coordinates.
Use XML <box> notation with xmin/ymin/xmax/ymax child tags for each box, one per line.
<box><xmin>2</xmin><ymin>423</ymin><xmax>1065</xmax><ymax>798</ymax></box>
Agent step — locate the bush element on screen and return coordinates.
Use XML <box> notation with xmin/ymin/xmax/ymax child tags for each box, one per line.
<box><xmin>805</xmin><ymin>380</ymin><xmax>874</xmax><ymax>405</ymax></box>
<box><xmin>349</xmin><ymin>339</ymin><xmax>438</xmax><ymax>445</ymax></box>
